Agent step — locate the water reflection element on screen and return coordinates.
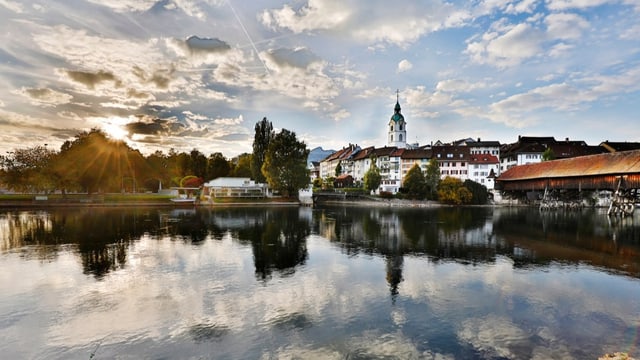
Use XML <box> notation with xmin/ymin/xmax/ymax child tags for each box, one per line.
<box><xmin>1</xmin><ymin>206</ymin><xmax>639</xmax><ymax>282</ymax></box>
<box><xmin>0</xmin><ymin>205</ymin><xmax>639</xmax><ymax>359</ymax></box>
<box><xmin>315</xmin><ymin>206</ymin><xmax>640</xmax><ymax>281</ymax></box>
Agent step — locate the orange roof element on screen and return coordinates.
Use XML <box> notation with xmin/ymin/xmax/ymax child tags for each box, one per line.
<box><xmin>498</xmin><ymin>150</ymin><xmax>640</xmax><ymax>181</ymax></box>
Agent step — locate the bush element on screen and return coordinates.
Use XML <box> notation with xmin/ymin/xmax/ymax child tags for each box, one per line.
<box><xmin>379</xmin><ymin>191</ymin><xmax>394</xmax><ymax>199</ymax></box>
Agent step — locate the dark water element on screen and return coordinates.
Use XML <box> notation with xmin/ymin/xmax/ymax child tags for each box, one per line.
<box><xmin>0</xmin><ymin>205</ymin><xmax>639</xmax><ymax>359</ymax></box>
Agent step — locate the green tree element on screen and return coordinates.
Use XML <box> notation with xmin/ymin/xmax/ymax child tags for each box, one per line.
<box><xmin>206</xmin><ymin>152</ymin><xmax>230</xmax><ymax>180</ymax></box>
<box><xmin>0</xmin><ymin>145</ymin><xmax>56</xmax><ymax>192</ymax></box>
<box><xmin>261</xmin><ymin>129</ymin><xmax>310</xmax><ymax>197</ymax></box>
<box><xmin>363</xmin><ymin>158</ymin><xmax>382</xmax><ymax>194</ymax></box>
<box><xmin>230</xmin><ymin>153</ymin><xmax>253</xmax><ymax>178</ymax></box>
<box><xmin>402</xmin><ymin>164</ymin><xmax>427</xmax><ymax>199</ymax></box>
<box><xmin>252</xmin><ymin>117</ymin><xmax>274</xmax><ymax>183</ymax></box>
<box><xmin>425</xmin><ymin>158</ymin><xmax>441</xmax><ymax>200</ymax></box>
<box><xmin>335</xmin><ymin>161</ymin><xmax>342</xmax><ymax>177</ymax></box>
<box><xmin>542</xmin><ymin>148</ymin><xmax>555</xmax><ymax>161</ymax></box>
<box><xmin>463</xmin><ymin>179</ymin><xmax>488</xmax><ymax>205</ymax></box>
<box><xmin>189</xmin><ymin>149</ymin><xmax>208</xmax><ymax>178</ymax></box>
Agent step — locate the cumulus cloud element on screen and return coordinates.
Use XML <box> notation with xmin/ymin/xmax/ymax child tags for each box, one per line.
<box><xmin>545</xmin><ymin>12</ymin><xmax>589</xmax><ymax>40</ymax></box>
<box><xmin>547</xmin><ymin>0</ymin><xmax>611</xmax><ymax>11</ymax></box>
<box><xmin>466</xmin><ymin>22</ymin><xmax>545</xmax><ymax>67</ymax></box>
<box><xmin>86</xmin><ymin>0</ymin><xmax>156</xmax><ymax>12</ymax></box>
<box><xmin>261</xmin><ymin>0</ymin><xmax>472</xmax><ymax>47</ymax></box>
<box><xmin>397</xmin><ymin>59</ymin><xmax>413</xmax><ymax>73</ymax></box>
<box><xmin>260</xmin><ymin>0</ymin><xmax>352</xmax><ymax>33</ymax></box>
<box><xmin>16</xmin><ymin>87</ymin><xmax>73</xmax><ymax>106</ymax></box>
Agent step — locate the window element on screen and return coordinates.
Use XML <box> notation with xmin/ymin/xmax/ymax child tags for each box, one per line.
<box><xmin>400</xmin><ymin>124</ymin><xmax>403</xmax><ymax>130</ymax></box>
<box><xmin>390</xmin><ymin>125</ymin><xmax>394</xmax><ymax>131</ymax></box>
<box><xmin>399</xmin><ymin>134</ymin><xmax>403</xmax><ymax>141</ymax></box>
<box><xmin>447</xmin><ymin>153</ymin><xmax>453</xmax><ymax>158</ymax></box>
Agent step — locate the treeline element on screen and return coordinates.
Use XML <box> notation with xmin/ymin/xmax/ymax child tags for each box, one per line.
<box><xmin>0</xmin><ymin>117</ymin><xmax>310</xmax><ymax>197</ymax></box>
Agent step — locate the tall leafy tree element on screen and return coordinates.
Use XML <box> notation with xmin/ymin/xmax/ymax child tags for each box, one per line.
<box><xmin>189</xmin><ymin>149</ymin><xmax>208</xmax><ymax>178</ymax></box>
<box><xmin>251</xmin><ymin>117</ymin><xmax>274</xmax><ymax>183</ymax></box>
<box><xmin>206</xmin><ymin>152</ymin><xmax>231</xmax><ymax>180</ymax></box>
<box><xmin>230</xmin><ymin>153</ymin><xmax>252</xmax><ymax>177</ymax></box>
<box><xmin>425</xmin><ymin>158</ymin><xmax>441</xmax><ymax>200</ymax></box>
<box><xmin>363</xmin><ymin>158</ymin><xmax>382</xmax><ymax>194</ymax></box>
<box><xmin>261</xmin><ymin>129</ymin><xmax>309</xmax><ymax>197</ymax></box>
<box><xmin>402</xmin><ymin>164</ymin><xmax>427</xmax><ymax>199</ymax></box>
<box><xmin>335</xmin><ymin>161</ymin><xmax>342</xmax><ymax>177</ymax></box>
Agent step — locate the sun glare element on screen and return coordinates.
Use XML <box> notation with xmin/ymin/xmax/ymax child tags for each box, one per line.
<box><xmin>101</xmin><ymin>117</ymin><xmax>130</xmax><ymax>141</ymax></box>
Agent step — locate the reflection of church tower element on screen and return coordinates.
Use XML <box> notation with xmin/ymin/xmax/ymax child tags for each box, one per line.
<box><xmin>386</xmin><ymin>255</ymin><xmax>404</xmax><ymax>301</ymax></box>
<box><xmin>388</xmin><ymin>90</ymin><xmax>407</xmax><ymax>148</ymax></box>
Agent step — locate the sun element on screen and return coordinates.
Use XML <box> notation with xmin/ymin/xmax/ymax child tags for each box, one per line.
<box><xmin>101</xmin><ymin>117</ymin><xmax>130</xmax><ymax>141</ymax></box>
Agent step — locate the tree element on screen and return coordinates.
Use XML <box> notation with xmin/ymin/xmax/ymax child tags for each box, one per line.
<box><xmin>261</xmin><ymin>129</ymin><xmax>310</xmax><ymax>197</ymax></box>
<box><xmin>0</xmin><ymin>145</ymin><xmax>56</xmax><ymax>192</ymax></box>
<box><xmin>189</xmin><ymin>149</ymin><xmax>208</xmax><ymax>178</ymax></box>
<box><xmin>52</xmin><ymin>129</ymin><xmax>152</xmax><ymax>194</ymax></box>
<box><xmin>402</xmin><ymin>164</ymin><xmax>427</xmax><ymax>199</ymax></box>
<box><xmin>206</xmin><ymin>152</ymin><xmax>230</xmax><ymax>180</ymax></box>
<box><xmin>335</xmin><ymin>161</ymin><xmax>342</xmax><ymax>177</ymax></box>
<box><xmin>425</xmin><ymin>158</ymin><xmax>441</xmax><ymax>200</ymax></box>
<box><xmin>363</xmin><ymin>158</ymin><xmax>382</xmax><ymax>194</ymax></box>
<box><xmin>252</xmin><ymin>117</ymin><xmax>274</xmax><ymax>183</ymax></box>
<box><xmin>437</xmin><ymin>176</ymin><xmax>473</xmax><ymax>205</ymax></box>
<box><xmin>463</xmin><ymin>179</ymin><xmax>488</xmax><ymax>205</ymax></box>
<box><xmin>230</xmin><ymin>153</ymin><xmax>252</xmax><ymax>178</ymax></box>
<box><xmin>542</xmin><ymin>148</ymin><xmax>555</xmax><ymax>161</ymax></box>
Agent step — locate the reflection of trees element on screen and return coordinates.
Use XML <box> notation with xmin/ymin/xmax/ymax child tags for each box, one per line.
<box><xmin>1</xmin><ymin>208</ymin><xmax>163</xmax><ymax>279</ymax></box>
<box><xmin>235</xmin><ymin>207</ymin><xmax>310</xmax><ymax>281</ymax></box>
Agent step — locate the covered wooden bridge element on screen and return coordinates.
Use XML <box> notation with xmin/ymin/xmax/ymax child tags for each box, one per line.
<box><xmin>495</xmin><ymin>150</ymin><xmax>640</xmax><ymax>215</ymax></box>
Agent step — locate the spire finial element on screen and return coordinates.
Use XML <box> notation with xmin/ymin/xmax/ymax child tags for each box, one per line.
<box><xmin>396</xmin><ymin>89</ymin><xmax>399</xmax><ymax>103</ymax></box>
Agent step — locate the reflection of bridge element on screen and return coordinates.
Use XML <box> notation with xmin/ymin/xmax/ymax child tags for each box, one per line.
<box><xmin>496</xmin><ymin>150</ymin><xmax>640</xmax><ymax>215</ymax></box>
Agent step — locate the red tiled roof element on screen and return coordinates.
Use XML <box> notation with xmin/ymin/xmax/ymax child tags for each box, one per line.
<box><xmin>498</xmin><ymin>150</ymin><xmax>640</xmax><ymax>181</ymax></box>
<box><xmin>469</xmin><ymin>154</ymin><xmax>499</xmax><ymax>164</ymax></box>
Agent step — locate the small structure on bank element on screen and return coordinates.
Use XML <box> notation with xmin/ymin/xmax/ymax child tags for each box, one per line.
<box><xmin>202</xmin><ymin>177</ymin><xmax>267</xmax><ymax>200</ymax></box>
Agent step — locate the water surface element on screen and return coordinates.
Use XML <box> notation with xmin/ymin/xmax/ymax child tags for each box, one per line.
<box><xmin>0</xmin><ymin>206</ymin><xmax>638</xmax><ymax>359</ymax></box>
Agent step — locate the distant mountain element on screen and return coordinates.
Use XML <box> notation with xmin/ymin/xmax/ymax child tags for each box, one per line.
<box><xmin>308</xmin><ymin>146</ymin><xmax>335</xmax><ymax>164</ymax></box>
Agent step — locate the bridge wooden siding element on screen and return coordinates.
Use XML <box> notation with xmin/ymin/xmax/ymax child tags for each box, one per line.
<box><xmin>495</xmin><ymin>150</ymin><xmax>640</xmax><ymax>191</ymax></box>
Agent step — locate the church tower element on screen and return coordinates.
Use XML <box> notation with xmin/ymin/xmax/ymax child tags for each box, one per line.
<box><xmin>388</xmin><ymin>90</ymin><xmax>407</xmax><ymax>148</ymax></box>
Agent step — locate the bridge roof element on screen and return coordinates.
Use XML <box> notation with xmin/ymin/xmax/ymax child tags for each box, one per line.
<box><xmin>498</xmin><ymin>149</ymin><xmax>640</xmax><ymax>181</ymax></box>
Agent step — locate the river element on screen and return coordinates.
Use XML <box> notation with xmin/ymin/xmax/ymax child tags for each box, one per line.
<box><xmin>0</xmin><ymin>205</ymin><xmax>638</xmax><ymax>359</ymax></box>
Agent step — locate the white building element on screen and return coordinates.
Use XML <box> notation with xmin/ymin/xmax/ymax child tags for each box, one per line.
<box><xmin>468</xmin><ymin>154</ymin><xmax>500</xmax><ymax>190</ymax></box>
<box><xmin>202</xmin><ymin>177</ymin><xmax>266</xmax><ymax>198</ymax></box>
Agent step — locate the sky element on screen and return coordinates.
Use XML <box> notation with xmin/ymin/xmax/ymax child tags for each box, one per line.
<box><xmin>0</xmin><ymin>0</ymin><xmax>639</xmax><ymax>158</ymax></box>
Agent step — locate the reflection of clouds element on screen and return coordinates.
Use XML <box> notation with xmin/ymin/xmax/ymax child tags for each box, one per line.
<box><xmin>2</xmin><ymin>228</ymin><xmax>640</xmax><ymax>358</ymax></box>
<box><xmin>401</xmin><ymin>256</ymin><xmax>640</xmax><ymax>359</ymax></box>
<box><xmin>458</xmin><ymin>315</ymin><xmax>531</xmax><ymax>358</ymax></box>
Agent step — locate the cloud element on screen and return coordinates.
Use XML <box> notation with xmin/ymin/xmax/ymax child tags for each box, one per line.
<box><xmin>86</xmin><ymin>0</ymin><xmax>157</xmax><ymax>12</ymax></box>
<box><xmin>261</xmin><ymin>0</ymin><xmax>472</xmax><ymax>48</ymax></box>
<box><xmin>397</xmin><ymin>59</ymin><xmax>413</xmax><ymax>73</ymax></box>
<box><xmin>436</xmin><ymin>79</ymin><xmax>487</xmax><ymax>93</ymax></box>
<box><xmin>16</xmin><ymin>87</ymin><xmax>73</xmax><ymax>106</ymax></box>
<box><xmin>546</xmin><ymin>0</ymin><xmax>611</xmax><ymax>11</ymax></box>
<box><xmin>0</xmin><ymin>0</ymin><xmax>23</xmax><ymax>13</ymax></box>
<box><xmin>65</xmin><ymin>70</ymin><xmax>119</xmax><ymax>89</ymax></box>
<box><xmin>545</xmin><ymin>13</ymin><xmax>589</xmax><ymax>40</ymax></box>
<box><xmin>466</xmin><ymin>22</ymin><xmax>545</xmax><ymax>67</ymax></box>
<box><xmin>261</xmin><ymin>0</ymin><xmax>352</xmax><ymax>33</ymax></box>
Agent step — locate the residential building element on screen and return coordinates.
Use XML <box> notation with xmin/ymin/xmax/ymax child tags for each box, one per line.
<box><xmin>432</xmin><ymin>145</ymin><xmax>470</xmax><ymax>182</ymax></box>
<box><xmin>468</xmin><ymin>154</ymin><xmax>500</xmax><ymax>190</ymax></box>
